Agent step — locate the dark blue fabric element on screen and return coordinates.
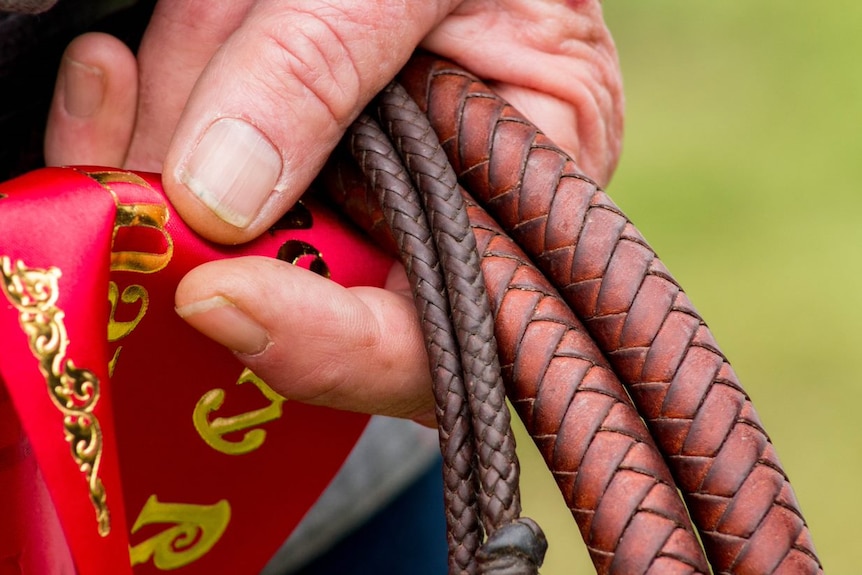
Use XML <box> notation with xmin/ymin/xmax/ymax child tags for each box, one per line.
<box><xmin>293</xmin><ymin>456</ymin><xmax>447</xmax><ymax>574</ymax></box>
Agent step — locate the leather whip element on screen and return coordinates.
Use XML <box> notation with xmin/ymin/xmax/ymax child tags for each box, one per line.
<box><xmin>319</xmin><ymin>53</ymin><xmax>823</xmax><ymax>575</ymax></box>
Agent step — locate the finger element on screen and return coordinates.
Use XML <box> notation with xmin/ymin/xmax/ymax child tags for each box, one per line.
<box><xmin>422</xmin><ymin>0</ymin><xmax>623</xmax><ymax>185</ymax></box>
<box><xmin>124</xmin><ymin>0</ymin><xmax>255</xmax><ymax>171</ymax></box>
<box><xmin>161</xmin><ymin>0</ymin><xmax>460</xmax><ymax>244</ymax></box>
<box><xmin>174</xmin><ymin>257</ymin><xmax>436</xmax><ymax>426</ymax></box>
<box><xmin>44</xmin><ymin>33</ymin><xmax>138</xmax><ymax>167</ymax></box>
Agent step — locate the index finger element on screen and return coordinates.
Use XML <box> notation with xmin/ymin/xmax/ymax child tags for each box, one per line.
<box><xmin>161</xmin><ymin>0</ymin><xmax>462</xmax><ymax>244</ymax></box>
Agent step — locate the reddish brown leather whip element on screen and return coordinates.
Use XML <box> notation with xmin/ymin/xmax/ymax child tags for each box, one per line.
<box><xmin>321</xmin><ymin>54</ymin><xmax>823</xmax><ymax>575</ymax></box>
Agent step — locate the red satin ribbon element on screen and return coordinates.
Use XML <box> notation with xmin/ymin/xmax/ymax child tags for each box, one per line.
<box><xmin>0</xmin><ymin>167</ymin><xmax>392</xmax><ymax>574</ymax></box>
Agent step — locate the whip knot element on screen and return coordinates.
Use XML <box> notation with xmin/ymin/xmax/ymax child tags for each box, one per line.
<box><xmin>477</xmin><ymin>518</ymin><xmax>547</xmax><ymax>575</ymax></box>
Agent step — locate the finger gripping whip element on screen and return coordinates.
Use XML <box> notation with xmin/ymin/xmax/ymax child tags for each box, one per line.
<box><xmin>322</xmin><ymin>54</ymin><xmax>822</xmax><ymax>575</ymax></box>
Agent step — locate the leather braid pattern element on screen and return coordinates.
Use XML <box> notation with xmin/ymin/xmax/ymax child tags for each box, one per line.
<box><xmin>396</xmin><ymin>54</ymin><xmax>822</xmax><ymax>574</ymax></box>
<box><xmin>324</xmin><ymin>143</ymin><xmax>710</xmax><ymax>573</ymax></box>
<box><xmin>348</xmin><ymin>112</ymin><xmax>482</xmax><ymax>574</ymax></box>
<box><xmin>373</xmin><ymin>83</ymin><xmax>523</xmax><ymax>536</ymax></box>
<box><xmin>467</xmin><ymin>195</ymin><xmax>710</xmax><ymax>574</ymax></box>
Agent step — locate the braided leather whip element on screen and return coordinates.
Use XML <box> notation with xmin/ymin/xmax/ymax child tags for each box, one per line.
<box><xmin>320</xmin><ymin>54</ymin><xmax>823</xmax><ymax>575</ymax></box>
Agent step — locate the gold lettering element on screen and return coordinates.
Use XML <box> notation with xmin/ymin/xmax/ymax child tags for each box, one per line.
<box><xmin>80</xmin><ymin>169</ymin><xmax>175</xmax><ymax>274</ymax></box>
<box><xmin>108</xmin><ymin>347</ymin><xmax>122</xmax><ymax>378</ymax></box>
<box><xmin>107</xmin><ymin>282</ymin><xmax>149</xmax><ymax>376</ymax></box>
<box><xmin>270</xmin><ymin>200</ymin><xmax>313</xmax><ymax>231</ymax></box>
<box><xmin>276</xmin><ymin>240</ymin><xmax>331</xmax><ymax>278</ymax></box>
<box><xmin>108</xmin><ymin>282</ymin><xmax>149</xmax><ymax>341</ymax></box>
<box><xmin>129</xmin><ymin>495</ymin><xmax>231</xmax><ymax>570</ymax></box>
<box><xmin>88</xmin><ymin>170</ymin><xmax>154</xmax><ymax>189</ymax></box>
<box><xmin>193</xmin><ymin>369</ymin><xmax>286</xmax><ymax>455</ymax></box>
<box><xmin>111</xmin><ymin>202</ymin><xmax>173</xmax><ymax>273</ymax></box>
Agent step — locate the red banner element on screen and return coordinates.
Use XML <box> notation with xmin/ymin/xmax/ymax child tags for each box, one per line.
<box><xmin>0</xmin><ymin>167</ymin><xmax>392</xmax><ymax>574</ymax></box>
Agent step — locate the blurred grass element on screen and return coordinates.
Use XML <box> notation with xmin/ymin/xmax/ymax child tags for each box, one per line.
<box><xmin>515</xmin><ymin>2</ymin><xmax>862</xmax><ymax>573</ymax></box>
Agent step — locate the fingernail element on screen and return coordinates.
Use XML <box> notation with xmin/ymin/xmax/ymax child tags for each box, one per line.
<box><xmin>63</xmin><ymin>58</ymin><xmax>104</xmax><ymax>118</ymax></box>
<box><xmin>175</xmin><ymin>295</ymin><xmax>270</xmax><ymax>355</ymax></box>
<box><xmin>178</xmin><ymin>118</ymin><xmax>282</xmax><ymax>228</ymax></box>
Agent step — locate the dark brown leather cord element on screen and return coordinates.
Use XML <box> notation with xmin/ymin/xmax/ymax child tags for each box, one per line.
<box><xmin>320</xmin><ymin>53</ymin><xmax>823</xmax><ymax>575</ymax></box>
<box><xmin>349</xmin><ymin>84</ymin><xmax>548</xmax><ymax>574</ymax></box>
<box><xmin>347</xmin><ymin>110</ymin><xmax>483</xmax><ymax>574</ymax></box>
<box><xmin>372</xmin><ymin>83</ymin><xmax>522</xmax><ymax>537</ymax></box>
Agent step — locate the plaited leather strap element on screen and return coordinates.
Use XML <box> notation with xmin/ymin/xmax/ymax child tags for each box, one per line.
<box><xmin>348</xmin><ymin>109</ymin><xmax>486</xmax><ymax>574</ymax></box>
<box><xmin>349</xmin><ymin>83</ymin><xmax>548</xmax><ymax>574</ymax></box>
<box><xmin>320</xmin><ymin>53</ymin><xmax>823</xmax><ymax>575</ymax></box>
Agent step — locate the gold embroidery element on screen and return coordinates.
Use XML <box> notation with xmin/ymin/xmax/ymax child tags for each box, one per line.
<box><xmin>193</xmin><ymin>369</ymin><xmax>286</xmax><ymax>456</ymax></box>
<box><xmin>129</xmin><ymin>495</ymin><xmax>231</xmax><ymax>570</ymax></box>
<box><xmin>0</xmin><ymin>256</ymin><xmax>110</xmax><ymax>535</ymax></box>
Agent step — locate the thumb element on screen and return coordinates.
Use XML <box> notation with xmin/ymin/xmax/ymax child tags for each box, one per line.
<box><xmin>174</xmin><ymin>257</ymin><xmax>436</xmax><ymax>425</ymax></box>
<box><xmin>162</xmin><ymin>0</ymin><xmax>459</xmax><ymax>244</ymax></box>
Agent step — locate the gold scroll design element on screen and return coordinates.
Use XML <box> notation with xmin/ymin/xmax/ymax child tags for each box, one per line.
<box><xmin>0</xmin><ymin>256</ymin><xmax>110</xmax><ymax>535</ymax></box>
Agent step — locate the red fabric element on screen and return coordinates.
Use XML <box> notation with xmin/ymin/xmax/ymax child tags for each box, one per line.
<box><xmin>0</xmin><ymin>167</ymin><xmax>392</xmax><ymax>574</ymax></box>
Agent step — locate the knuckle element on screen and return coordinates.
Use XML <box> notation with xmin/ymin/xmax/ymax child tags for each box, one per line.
<box><xmin>253</xmin><ymin>8</ymin><xmax>363</xmax><ymax>128</ymax></box>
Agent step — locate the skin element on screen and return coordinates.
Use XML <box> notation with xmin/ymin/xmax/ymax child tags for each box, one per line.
<box><xmin>44</xmin><ymin>0</ymin><xmax>623</xmax><ymax>427</ymax></box>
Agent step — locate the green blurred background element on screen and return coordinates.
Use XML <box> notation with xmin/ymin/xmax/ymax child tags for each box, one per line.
<box><xmin>515</xmin><ymin>2</ymin><xmax>862</xmax><ymax>572</ymax></box>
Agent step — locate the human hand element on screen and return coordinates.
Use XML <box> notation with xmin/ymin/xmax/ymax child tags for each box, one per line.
<box><xmin>44</xmin><ymin>0</ymin><xmax>623</xmax><ymax>426</ymax></box>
